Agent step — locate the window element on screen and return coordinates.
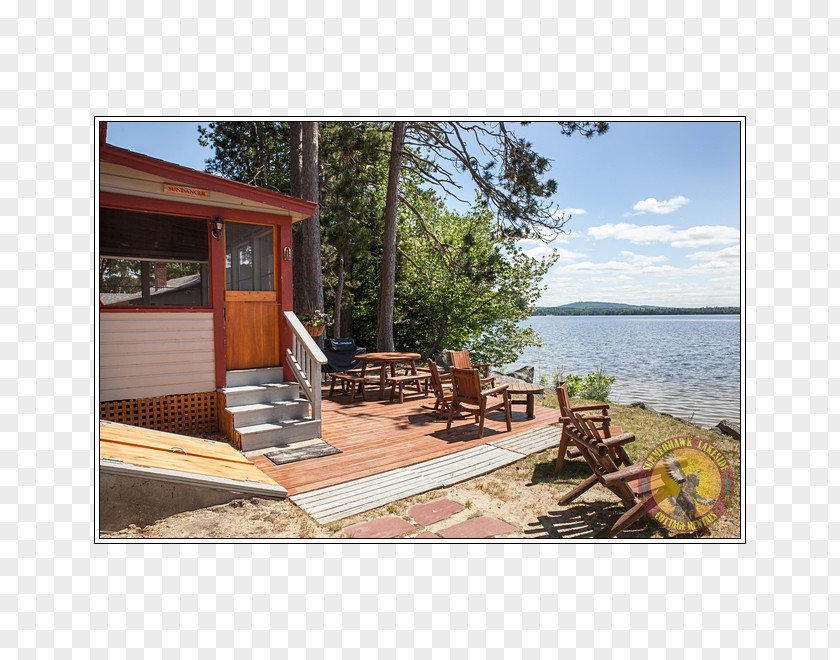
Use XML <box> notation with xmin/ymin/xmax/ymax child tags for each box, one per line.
<box><xmin>225</xmin><ymin>222</ymin><xmax>274</xmax><ymax>291</ymax></box>
<box><xmin>99</xmin><ymin>209</ymin><xmax>210</xmax><ymax>307</ymax></box>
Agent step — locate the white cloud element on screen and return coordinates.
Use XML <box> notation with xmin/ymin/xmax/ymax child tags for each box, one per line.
<box><xmin>632</xmin><ymin>195</ymin><xmax>690</xmax><ymax>214</ymax></box>
<box><xmin>540</xmin><ymin>269</ymin><xmax>739</xmax><ymax>307</ymax></box>
<box><xmin>588</xmin><ymin>223</ymin><xmax>675</xmax><ymax>244</ymax></box>
<box><xmin>551</xmin><ymin>247</ymin><xmax>587</xmax><ymax>262</ymax></box>
<box><xmin>517</xmin><ymin>239</ymin><xmax>586</xmax><ymax>261</ymax></box>
<box><xmin>552</xmin><ymin>251</ymin><xmax>675</xmax><ymax>274</ymax></box>
<box><xmin>556</xmin><ymin>207</ymin><xmax>586</xmax><ymax>218</ymax></box>
<box><xmin>549</xmin><ymin>230</ymin><xmax>579</xmax><ymax>244</ymax></box>
<box><xmin>588</xmin><ymin>223</ymin><xmax>739</xmax><ymax>248</ymax></box>
<box><xmin>686</xmin><ymin>244</ymin><xmax>740</xmax><ymax>262</ymax></box>
<box><xmin>686</xmin><ymin>244</ymin><xmax>741</xmax><ymax>270</ymax></box>
<box><xmin>669</xmin><ymin>226</ymin><xmax>740</xmax><ymax>248</ymax></box>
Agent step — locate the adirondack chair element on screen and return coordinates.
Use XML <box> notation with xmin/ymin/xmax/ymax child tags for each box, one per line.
<box><xmin>446</xmin><ymin>367</ymin><xmax>512</xmax><ymax>439</ymax></box>
<box><xmin>425</xmin><ymin>358</ymin><xmax>453</xmax><ymax>418</ymax></box>
<box><xmin>558</xmin><ymin>408</ymin><xmax>650</xmax><ymax>538</ymax></box>
<box><xmin>448</xmin><ymin>350</ymin><xmax>496</xmax><ymax>387</ymax></box>
<box><xmin>555</xmin><ymin>382</ymin><xmax>614</xmax><ymax>474</ymax></box>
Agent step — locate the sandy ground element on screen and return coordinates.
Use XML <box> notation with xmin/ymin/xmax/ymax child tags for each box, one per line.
<box><xmin>100</xmin><ymin>449</ymin><xmax>725</xmax><ymax>541</ymax></box>
<box><xmin>99</xmin><ymin>474</ymin><xmax>645</xmax><ymax>540</ymax></box>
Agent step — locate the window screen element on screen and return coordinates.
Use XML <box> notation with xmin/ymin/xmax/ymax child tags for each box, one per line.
<box><xmin>225</xmin><ymin>222</ymin><xmax>275</xmax><ymax>291</ymax></box>
<box><xmin>99</xmin><ymin>208</ymin><xmax>210</xmax><ymax>307</ymax></box>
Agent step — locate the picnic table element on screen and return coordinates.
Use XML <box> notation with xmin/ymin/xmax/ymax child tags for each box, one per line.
<box><xmin>358</xmin><ymin>352</ymin><xmax>424</xmax><ymax>400</ymax></box>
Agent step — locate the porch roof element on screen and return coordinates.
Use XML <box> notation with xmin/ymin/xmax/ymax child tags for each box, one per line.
<box><xmin>100</xmin><ymin>143</ymin><xmax>317</xmax><ymax>222</ymax></box>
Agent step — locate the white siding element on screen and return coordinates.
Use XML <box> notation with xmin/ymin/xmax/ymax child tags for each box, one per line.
<box><xmin>100</xmin><ymin>312</ymin><xmax>216</xmax><ymax>401</ymax></box>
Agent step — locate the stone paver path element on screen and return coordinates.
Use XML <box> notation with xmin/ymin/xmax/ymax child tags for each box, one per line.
<box><xmin>342</xmin><ymin>499</ymin><xmax>519</xmax><ymax>539</ymax></box>
<box><xmin>343</xmin><ymin>516</ymin><xmax>416</xmax><ymax>539</ymax></box>
<box><xmin>436</xmin><ymin>516</ymin><xmax>518</xmax><ymax>539</ymax></box>
<box><xmin>408</xmin><ymin>498</ymin><xmax>465</xmax><ymax>526</ymax></box>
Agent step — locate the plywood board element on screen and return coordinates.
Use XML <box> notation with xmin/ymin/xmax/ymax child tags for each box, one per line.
<box><xmin>100</xmin><ymin>420</ymin><xmax>277</xmax><ymax>486</ymax></box>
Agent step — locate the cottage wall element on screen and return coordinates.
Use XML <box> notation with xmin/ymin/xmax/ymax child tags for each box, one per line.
<box><xmin>100</xmin><ymin>312</ymin><xmax>215</xmax><ymax>401</ymax></box>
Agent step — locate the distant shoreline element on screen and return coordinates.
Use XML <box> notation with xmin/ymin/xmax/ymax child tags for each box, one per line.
<box><xmin>533</xmin><ymin>306</ymin><xmax>740</xmax><ymax>317</ymax></box>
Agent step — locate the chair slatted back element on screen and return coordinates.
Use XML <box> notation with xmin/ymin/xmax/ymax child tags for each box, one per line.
<box><xmin>565</xmin><ymin>408</ymin><xmax>636</xmax><ymax>504</ymax></box>
<box><xmin>449</xmin><ymin>367</ymin><xmax>483</xmax><ymax>406</ymax></box>
<box><xmin>448</xmin><ymin>350</ymin><xmax>473</xmax><ymax>370</ymax></box>
<box><xmin>426</xmin><ymin>359</ymin><xmax>446</xmax><ymax>397</ymax></box>
<box><xmin>556</xmin><ymin>382</ymin><xmax>572</xmax><ymax>416</ymax></box>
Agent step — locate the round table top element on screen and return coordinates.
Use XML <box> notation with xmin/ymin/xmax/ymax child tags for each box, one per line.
<box><xmin>504</xmin><ymin>381</ymin><xmax>545</xmax><ymax>394</ymax></box>
<box><xmin>359</xmin><ymin>352</ymin><xmax>421</xmax><ymax>362</ymax></box>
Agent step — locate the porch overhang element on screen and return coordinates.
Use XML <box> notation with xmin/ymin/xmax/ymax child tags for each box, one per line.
<box><xmin>100</xmin><ymin>143</ymin><xmax>317</xmax><ymax>223</ymax></box>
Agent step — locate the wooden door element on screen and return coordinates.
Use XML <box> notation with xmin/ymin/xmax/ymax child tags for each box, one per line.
<box><xmin>224</xmin><ymin>222</ymin><xmax>281</xmax><ymax>370</ymax></box>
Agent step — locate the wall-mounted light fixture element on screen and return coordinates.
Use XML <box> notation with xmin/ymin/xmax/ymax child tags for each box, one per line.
<box><xmin>283</xmin><ymin>246</ymin><xmax>292</xmax><ymax>261</ymax></box>
<box><xmin>212</xmin><ymin>217</ymin><xmax>224</xmax><ymax>241</ymax></box>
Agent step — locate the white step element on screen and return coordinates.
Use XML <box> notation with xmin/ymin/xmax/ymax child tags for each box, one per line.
<box><xmin>219</xmin><ymin>382</ymin><xmax>300</xmax><ymax>407</ymax></box>
<box><xmin>226</xmin><ymin>366</ymin><xmax>285</xmax><ymax>388</ymax></box>
<box><xmin>238</xmin><ymin>419</ymin><xmax>322</xmax><ymax>452</ymax></box>
<box><xmin>227</xmin><ymin>400</ymin><xmax>311</xmax><ymax>427</ymax></box>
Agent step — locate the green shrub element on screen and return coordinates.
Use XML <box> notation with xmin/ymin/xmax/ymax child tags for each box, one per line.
<box><xmin>539</xmin><ymin>367</ymin><xmax>567</xmax><ymax>389</ymax></box>
<box><xmin>539</xmin><ymin>366</ymin><xmax>613</xmax><ymax>401</ymax></box>
<box><xmin>564</xmin><ymin>373</ymin><xmax>584</xmax><ymax>397</ymax></box>
<box><xmin>581</xmin><ymin>365</ymin><xmax>615</xmax><ymax>401</ymax></box>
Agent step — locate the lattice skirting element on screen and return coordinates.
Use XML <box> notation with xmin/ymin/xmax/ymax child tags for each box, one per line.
<box><xmin>100</xmin><ymin>392</ymin><xmax>219</xmax><ymax>436</ymax></box>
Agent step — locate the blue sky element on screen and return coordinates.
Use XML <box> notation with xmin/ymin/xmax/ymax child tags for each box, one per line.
<box><xmin>105</xmin><ymin>119</ymin><xmax>741</xmax><ymax>308</ymax></box>
<box><xmin>513</xmin><ymin>120</ymin><xmax>741</xmax><ymax>308</ymax></box>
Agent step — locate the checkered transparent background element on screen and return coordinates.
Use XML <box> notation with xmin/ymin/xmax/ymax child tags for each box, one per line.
<box><xmin>1</xmin><ymin>0</ymin><xmax>835</xmax><ymax>655</ymax></box>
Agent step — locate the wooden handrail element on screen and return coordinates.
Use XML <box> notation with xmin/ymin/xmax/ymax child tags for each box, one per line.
<box><xmin>283</xmin><ymin>311</ymin><xmax>328</xmax><ymax>436</ymax></box>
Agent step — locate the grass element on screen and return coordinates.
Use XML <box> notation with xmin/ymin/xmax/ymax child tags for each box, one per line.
<box><xmin>321</xmin><ymin>393</ymin><xmax>740</xmax><ymax>540</ymax></box>
<box><xmin>539</xmin><ymin>390</ymin><xmax>742</xmax><ymax>538</ymax></box>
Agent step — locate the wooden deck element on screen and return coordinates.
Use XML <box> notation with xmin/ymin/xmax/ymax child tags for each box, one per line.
<box><xmin>251</xmin><ymin>384</ymin><xmax>559</xmax><ymax>496</ymax></box>
<box><xmin>291</xmin><ymin>426</ymin><xmax>564</xmax><ymax>524</ymax></box>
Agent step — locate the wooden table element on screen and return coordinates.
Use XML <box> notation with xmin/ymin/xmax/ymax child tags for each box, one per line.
<box><xmin>504</xmin><ymin>381</ymin><xmax>545</xmax><ymax>419</ymax></box>
<box><xmin>358</xmin><ymin>352</ymin><xmax>422</xmax><ymax>400</ymax></box>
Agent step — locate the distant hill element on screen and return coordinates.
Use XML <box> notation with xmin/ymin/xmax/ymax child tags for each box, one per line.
<box><xmin>558</xmin><ymin>301</ymin><xmax>658</xmax><ymax>310</ymax></box>
<box><xmin>533</xmin><ymin>302</ymin><xmax>740</xmax><ymax>316</ymax></box>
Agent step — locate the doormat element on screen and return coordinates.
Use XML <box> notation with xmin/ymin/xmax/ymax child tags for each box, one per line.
<box><xmin>265</xmin><ymin>442</ymin><xmax>341</xmax><ymax>466</ymax></box>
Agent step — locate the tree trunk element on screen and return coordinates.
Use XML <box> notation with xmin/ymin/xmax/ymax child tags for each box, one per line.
<box><xmin>334</xmin><ymin>252</ymin><xmax>344</xmax><ymax>340</ymax></box>
<box><xmin>300</xmin><ymin>122</ymin><xmax>324</xmax><ymax>346</ymax></box>
<box><xmin>253</xmin><ymin>122</ymin><xmax>269</xmax><ymax>188</ymax></box>
<box><xmin>288</xmin><ymin>122</ymin><xmax>307</xmax><ymax>313</ymax></box>
<box><xmin>377</xmin><ymin>121</ymin><xmax>406</xmax><ymax>352</ymax></box>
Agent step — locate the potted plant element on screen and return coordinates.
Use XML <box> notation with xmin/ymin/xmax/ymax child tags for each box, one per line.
<box><xmin>297</xmin><ymin>309</ymin><xmax>332</xmax><ymax>337</ymax></box>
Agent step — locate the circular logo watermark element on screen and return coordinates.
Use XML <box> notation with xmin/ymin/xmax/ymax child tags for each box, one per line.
<box><xmin>638</xmin><ymin>436</ymin><xmax>735</xmax><ymax>534</ymax></box>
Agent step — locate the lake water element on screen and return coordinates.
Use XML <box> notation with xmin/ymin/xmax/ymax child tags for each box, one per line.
<box><xmin>502</xmin><ymin>315</ymin><xmax>742</xmax><ymax>429</ymax></box>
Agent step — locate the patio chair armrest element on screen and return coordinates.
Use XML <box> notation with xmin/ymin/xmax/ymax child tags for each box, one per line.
<box><xmin>570</xmin><ymin>404</ymin><xmax>611</xmax><ymax>413</ymax></box>
<box><xmin>601</xmin><ymin>432</ymin><xmax>636</xmax><ymax>447</ymax></box>
<box><xmin>559</xmin><ymin>414</ymin><xmax>610</xmax><ymax>424</ymax></box>
<box><xmin>483</xmin><ymin>384</ymin><xmax>509</xmax><ymax>398</ymax></box>
<box><xmin>599</xmin><ymin>462</ymin><xmax>644</xmax><ymax>487</ymax></box>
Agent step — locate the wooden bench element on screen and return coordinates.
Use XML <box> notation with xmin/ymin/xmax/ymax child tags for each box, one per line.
<box><xmin>328</xmin><ymin>372</ymin><xmax>372</xmax><ymax>401</ymax></box>
<box><xmin>386</xmin><ymin>373</ymin><xmax>431</xmax><ymax>404</ymax></box>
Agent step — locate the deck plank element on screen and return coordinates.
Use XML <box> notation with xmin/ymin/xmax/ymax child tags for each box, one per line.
<box><xmin>488</xmin><ymin>426</ymin><xmax>562</xmax><ymax>455</ymax></box>
<box><xmin>255</xmin><ymin>385</ymin><xmax>560</xmax><ymax>496</ymax></box>
<box><xmin>289</xmin><ymin>427</ymin><xmax>565</xmax><ymax>524</ymax></box>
